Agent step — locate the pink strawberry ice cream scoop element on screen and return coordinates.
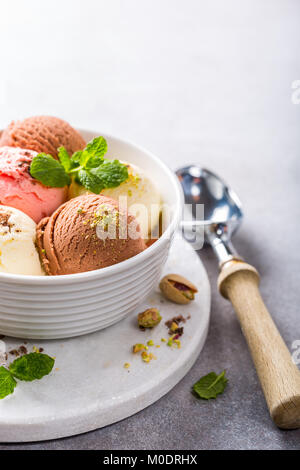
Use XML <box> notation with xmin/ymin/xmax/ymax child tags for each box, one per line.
<box><xmin>0</xmin><ymin>116</ymin><xmax>86</xmax><ymax>159</ymax></box>
<box><xmin>0</xmin><ymin>146</ymin><xmax>67</xmax><ymax>223</ymax></box>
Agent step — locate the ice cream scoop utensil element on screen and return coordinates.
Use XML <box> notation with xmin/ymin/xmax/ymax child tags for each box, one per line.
<box><xmin>177</xmin><ymin>166</ymin><xmax>300</xmax><ymax>429</ymax></box>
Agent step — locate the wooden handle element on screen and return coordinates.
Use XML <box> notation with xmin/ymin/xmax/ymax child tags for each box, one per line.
<box><xmin>218</xmin><ymin>260</ymin><xmax>300</xmax><ymax>429</ymax></box>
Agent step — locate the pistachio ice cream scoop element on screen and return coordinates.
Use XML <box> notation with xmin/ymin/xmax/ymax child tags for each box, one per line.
<box><xmin>69</xmin><ymin>163</ymin><xmax>161</xmax><ymax>239</ymax></box>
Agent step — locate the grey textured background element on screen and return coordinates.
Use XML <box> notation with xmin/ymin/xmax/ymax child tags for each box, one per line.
<box><xmin>0</xmin><ymin>0</ymin><xmax>300</xmax><ymax>450</ymax></box>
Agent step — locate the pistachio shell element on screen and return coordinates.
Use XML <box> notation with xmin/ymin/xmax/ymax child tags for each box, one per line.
<box><xmin>159</xmin><ymin>273</ymin><xmax>198</xmax><ymax>304</ymax></box>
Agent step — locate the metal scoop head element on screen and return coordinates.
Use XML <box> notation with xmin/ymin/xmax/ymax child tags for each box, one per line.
<box><xmin>176</xmin><ymin>166</ymin><xmax>243</xmax><ymax>265</ymax></box>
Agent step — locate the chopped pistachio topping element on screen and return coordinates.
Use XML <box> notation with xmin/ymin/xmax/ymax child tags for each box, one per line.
<box><xmin>91</xmin><ymin>203</ymin><xmax>119</xmax><ymax>231</ymax></box>
<box><xmin>141</xmin><ymin>351</ymin><xmax>150</xmax><ymax>363</ymax></box>
<box><xmin>132</xmin><ymin>343</ymin><xmax>145</xmax><ymax>354</ymax></box>
<box><xmin>141</xmin><ymin>351</ymin><xmax>157</xmax><ymax>363</ymax></box>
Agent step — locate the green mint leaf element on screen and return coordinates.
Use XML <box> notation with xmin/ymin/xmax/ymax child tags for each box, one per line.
<box><xmin>9</xmin><ymin>352</ymin><xmax>55</xmax><ymax>382</ymax></box>
<box><xmin>69</xmin><ymin>151</ymin><xmax>83</xmax><ymax>171</ymax></box>
<box><xmin>30</xmin><ymin>154</ymin><xmax>71</xmax><ymax>188</ymax></box>
<box><xmin>192</xmin><ymin>371</ymin><xmax>228</xmax><ymax>400</ymax></box>
<box><xmin>71</xmin><ymin>150</ymin><xmax>83</xmax><ymax>164</ymax></box>
<box><xmin>58</xmin><ymin>147</ymin><xmax>71</xmax><ymax>172</ymax></box>
<box><xmin>85</xmin><ymin>136</ymin><xmax>107</xmax><ymax>158</ymax></box>
<box><xmin>91</xmin><ymin>160</ymin><xmax>129</xmax><ymax>188</ymax></box>
<box><xmin>79</xmin><ymin>150</ymin><xmax>95</xmax><ymax>168</ymax></box>
<box><xmin>78</xmin><ymin>169</ymin><xmax>103</xmax><ymax>194</ymax></box>
<box><xmin>84</xmin><ymin>154</ymin><xmax>105</xmax><ymax>169</ymax></box>
<box><xmin>80</xmin><ymin>137</ymin><xmax>107</xmax><ymax>169</ymax></box>
<box><xmin>0</xmin><ymin>366</ymin><xmax>17</xmax><ymax>399</ymax></box>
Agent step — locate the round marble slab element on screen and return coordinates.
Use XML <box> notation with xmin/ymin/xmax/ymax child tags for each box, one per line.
<box><xmin>0</xmin><ymin>236</ymin><xmax>210</xmax><ymax>442</ymax></box>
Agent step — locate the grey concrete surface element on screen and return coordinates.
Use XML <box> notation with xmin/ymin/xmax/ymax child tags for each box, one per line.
<box><xmin>0</xmin><ymin>0</ymin><xmax>299</xmax><ymax>450</ymax></box>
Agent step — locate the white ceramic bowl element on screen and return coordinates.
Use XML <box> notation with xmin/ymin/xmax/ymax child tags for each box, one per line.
<box><xmin>0</xmin><ymin>131</ymin><xmax>183</xmax><ymax>339</ymax></box>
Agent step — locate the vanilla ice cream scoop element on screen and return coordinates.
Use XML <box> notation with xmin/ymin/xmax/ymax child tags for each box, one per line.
<box><xmin>0</xmin><ymin>206</ymin><xmax>44</xmax><ymax>275</ymax></box>
<box><xmin>68</xmin><ymin>163</ymin><xmax>161</xmax><ymax>239</ymax></box>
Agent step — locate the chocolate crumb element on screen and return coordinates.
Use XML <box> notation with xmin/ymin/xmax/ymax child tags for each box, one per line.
<box><xmin>165</xmin><ymin>319</ymin><xmax>175</xmax><ymax>329</ymax></box>
<box><xmin>176</xmin><ymin>315</ymin><xmax>186</xmax><ymax>324</ymax></box>
<box><xmin>165</xmin><ymin>315</ymin><xmax>186</xmax><ymax>336</ymax></box>
<box><xmin>9</xmin><ymin>349</ymin><xmax>20</xmax><ymax>356</ymax></box>
<box><xmin>165</xmin><ymin>315</ymin><xmax>186</xmax><ymax>328</ymax></box>
<box><xmin>19</xmin><ymin>345</ymin><xmax>27</xmax><ymax>355</ymax></box>
<box><xmin>0</xmin><ymin>212</ymin><xmax>14</xmax><ymax>231</ymax></box>
<box><xmin>17</xmin><ymin>160</ymin><xmax>30</xmax><ymax>168</ymax></box>
<box><xmin>174</xmin><ymin>326</ymin><xmax>184</xmax><ymax>336</ymax></box>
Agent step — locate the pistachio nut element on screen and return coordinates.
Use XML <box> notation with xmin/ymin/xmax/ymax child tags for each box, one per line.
<box><xmin>159</xmin><ymin>274</ymin><xmax>198</xmax><ymax>304</ymax></box>
<box><xmin>132</xmin><ymin>343</ymin><xmax>145</xmax><ymax>354</ymax></box>
<box><xmin>137</xmin><ymin>308</ymin><xmax>162</xmax><ymax>328</ymax></box>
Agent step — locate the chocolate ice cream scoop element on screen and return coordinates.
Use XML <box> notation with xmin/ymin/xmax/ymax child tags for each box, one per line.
<box><xmin>36</xmin><ymin>194</ymin><xmax>146</xmax><ymax>275</ymax></box>
<box><xmin>0</xmin><ymin>116</ymin><xmax>86</xmax><ymax>158</ymax></box>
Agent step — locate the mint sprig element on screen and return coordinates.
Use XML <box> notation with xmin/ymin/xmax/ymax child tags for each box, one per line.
<box><xmin>58</xmin><ymin>146</ymin><xmax>72</xmax><ymax>172</ymax></box>
<box><xmin>0</xmin><ymin>366</ymin><xmax>17</xmax><ymax>399</ymax></box>
<box><xmin>0</xmin><ymin>352</ymin><xmax>55</xmax><ymax>399</ymax></box>
<box><xmin>91</xmin><ymin>160</ymin><xmax>129</xmax><ymax>188</ymax></box>
<box><xmin>9</xmin><ymin>352</ymin><xmax>54</xmax><ymax>382</ymax></box>
<box><xmin>78</xmin><ymin>169</ymin><xmax>103</xmax><ymax>194</ymax></box>
<box><xmin>192</xmin><ymin>370</ymin><xmax>228</xmax><ymax>400</ymax></box>
<box><xmin>30</xmin><ymin>153</ymin><xmax>71</xmax><ymax>188</ymax></box>
<box><xmin>30</xmin><ymin>137</ymin><xmax>128</xmax><ymax>194</ymax></box>
<box><xmin>85</xmin><ymin>135</ymin><xmax>107</xmax><ymax>158</ymax></box>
